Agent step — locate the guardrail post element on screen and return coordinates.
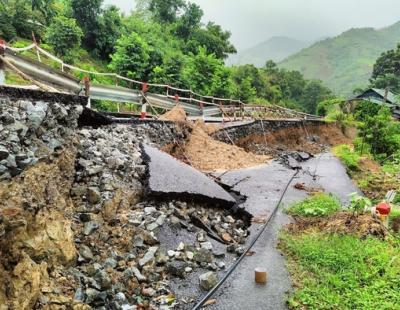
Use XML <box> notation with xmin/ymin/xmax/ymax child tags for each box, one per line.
<box><xmin>0</xmin><ymin>39</ymin><xmax>5</xmax><ymax>86</ymax></box>
<box><xmin>141</xmin><ymin>103</ymin><xmax>147</xmax><ymax>119</ymax></box>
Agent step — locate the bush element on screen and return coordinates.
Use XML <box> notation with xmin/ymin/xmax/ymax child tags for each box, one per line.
<box><xmin>45</xmin><ymin>16</ymin><xmax>83</xmax><ymax>59</ymax></box>
<box><xmin>287</xmin><ymin>193</ymin><xmax>341</xmax><ymax>217</ymax></box>
<box><xmin>333</xmin><ymin>144</ymin><xmax>360</xmax><ymax>171</ymax></box>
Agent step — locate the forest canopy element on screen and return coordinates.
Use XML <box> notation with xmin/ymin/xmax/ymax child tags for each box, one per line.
<box><xmin>0</xmin><ymin>0</ymin><xmax>334</xmax><ymax>113</ymax></box>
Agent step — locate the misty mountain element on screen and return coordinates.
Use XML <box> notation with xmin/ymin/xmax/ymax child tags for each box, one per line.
<box><xmin>279</xmin><ymin>21</ymin><xmax>400</xmax><ymax>96</ymax></box>
<box><xmin>226</xmin><ymin>36</ymin><xmax>310</xmax><ymax>67</ymax></box>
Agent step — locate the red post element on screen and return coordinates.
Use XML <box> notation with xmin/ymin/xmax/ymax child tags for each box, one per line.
<box><xmin>142</xmin><ymin>82</ymin><xmax>149</xmax><ymax>93</ymax></box>
<box><xmin>83</xmin><ymin>76</ymin><xmax>90</xmax><ymax>97</ymax></box>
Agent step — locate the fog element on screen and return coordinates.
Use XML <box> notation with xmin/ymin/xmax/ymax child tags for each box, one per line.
<box><xmin>104</xmin><ymin>0</ymin><xmax>400</xmax><ymax>50</ymax></box>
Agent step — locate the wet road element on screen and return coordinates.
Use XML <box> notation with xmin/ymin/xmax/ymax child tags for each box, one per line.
<box><xmin>206</xmin><ymin>152</ymin><xmax>360</xmax><ymax>310</ymax></box>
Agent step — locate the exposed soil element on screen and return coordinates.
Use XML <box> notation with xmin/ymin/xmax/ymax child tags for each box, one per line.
<box><xmin>182</xmin><ymin>123</ymin><xmax>269</xmax><ymax>172</ymax></box>
<box><xmin>159</xmin><ymin>105</ymin><xmax>187</xmax><ymax>122</ymax></box>
<box><xmin>237</xmin><ymin>123</ymin><xmax>351</xmax><ymax>156</ymax></box>
<box><xmin>285</xmin><ymin>212</ymin><xmax>388</xmax><ymax>238</ymax></box>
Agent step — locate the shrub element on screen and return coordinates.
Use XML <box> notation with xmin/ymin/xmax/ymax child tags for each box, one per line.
<box><xmin>45</xmin><ymin>16</ymin><xmax>83</xmax><ymax>59</ymax></box>
<box><xmin>333</xmin><ymin>144</ymin><xmax>360</xmax><ymax>171</ymax></box>
<box><xmin>287</xmin><ymin>193</ymin><xmax>341</xmax><ymax>217</ymax></box>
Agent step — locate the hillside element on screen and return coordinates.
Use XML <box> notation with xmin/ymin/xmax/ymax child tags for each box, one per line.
<box><xmin>280</xmin><ymin>21</ymin><xmax>400</xmax><ymax>96</ymax></box>
<box><xmin>227</xmin><ymin>36</ymin><xmax>309</xmax><ymax>67</ymax></box>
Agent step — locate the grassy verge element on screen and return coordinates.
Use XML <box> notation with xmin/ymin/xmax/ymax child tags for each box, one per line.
<box><xmin>332</xmin><ymin>144</ymin><xmax>400</xmax><ymax>202</ymax></box>
<box><xmin>280</xmin><ymin>232</ymin><xmax>400</xmax><ymax>309</ymax></box>
<box><xmin>280</xmin><ymin>194</ymin><xmax>400</xmax><ymax>309</ymax></box>
<box><xmin>287</xmin><ymin>193</ymin><xmax>341</xmax><ymax>217</ymax></box>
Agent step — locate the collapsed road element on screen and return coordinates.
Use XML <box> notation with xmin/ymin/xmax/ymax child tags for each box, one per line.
<box><xmin>0</xmin><ymin>86</ymin><xmax>357</xmax><ymax>310</ymax></box>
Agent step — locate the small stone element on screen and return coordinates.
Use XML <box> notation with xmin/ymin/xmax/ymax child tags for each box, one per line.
<box><xmin>79</xmin><ymin>213</ymin><xmax>91</xmax><ymax>222</ymax></box>
<box><xmin>127</xmin><ymin>267</ymin><xmax>146</xmax><ymax>282</ymax></box>
<box><xmin>132</xmin><ymin>235</ymin><xmax>145</xmax><ymax>248</ymax></box>
<box><xmin>169</xmin><ymin>216</ymin><xmax>181</xmax><ymax>228</ymax></box>
<box><xmin>218</xmin><ymin>262</ymin><xmax>226</xmax><ymax>269</ymax></box>
<box><xmin>199</xmin><ymin>272</ymin><xmax>218</xmax><ymax>290</ymax></box>
<box><xmin>235</xmin><ymin>246</ymin><xmax>245</xmax><ymax>256</ymax></box>
<box><xmin>167</xmin><ymin>250</ymin><xmax>176</xmax><ymax>257</ymax></box>
<box><xmin>104</xmin><ymin>258</ymin><xmax>118</xmax><ymax>269</ymax></box>
<box><xmin>94</xmin><ymin>270</ymin><xmax>112</xmax><ymax>290</ymax></box>
<box><xmin>79</xmin><ymin>245</ymin><xmax>93</xmax><ymax>261</ymax></box>
<box><xmin>146</xmin><ymin>222</ymin><xmax>159</xmax><ymax>231</ymax></box>
<box><xmin>0</xmin><ymin>146</ymin><xmax>9</xmax><ymax>161</ymax></box>
<box><xmin>225</xmin><ymin>215</ymin><xmax>235</xmax><ymax>223</ymax></box>
<box><xmin>186</xmin><ymin>251</ymin><xmax>194</xmax><ymax>260</ymax></box>
<box><xmin>87</xmin><ymin>187</ymin><xmax>101</xmax><ymax>204</ymax></box>
<box><xmin>213</xmin><ymin>250</ymin><xmax>225</xmax><ymax>258</ymax></box>
<box><xmin>139</xmin><ymin>246</ymin><xmax>158</xmax><ymax>266</ymax></box>
<box><xmin>201</xmin><ymin>242</ymin><xmax>213</xmax><ymax>250</ymax></box>
<box><xmin>144</xmin><ymin>207</ymin><xmax>157</xmax><ymax>215</ymax></box>
<box><xmin>141</xmin><ymin>287</ymin><xmax>156</xmax><ymax>297</ymax></box>
<box><xmin>222</xmin><ymin>233</ymin><xmax>232</xmax><ymax>243</ymax></box>
<box><xmin>194</xmin><ymin>248</ymin><xmax>213</xmax><ymax>263</ymax></box>
<box><xmin>115</xmin><ymin>292</ymin><xmax>127</xmax><ymax>304</ymax></box>
<box><xmin>177</xmin><ymin>242</ymin><xmax>185</xmax><ymax>251</ymax></box>
<box><xmin>197</xmin><ymin>232</ymin><xmax>206</xmax><ymax>242</ymax></box>
<box><xmin>155</xmin><ymin>214</ymin><xmax>167</xmax><ymax>226</ymax></box>
<box><xmin>155</xmin><ymin>248</ymin><xmax>169</xmax><ymax>264</ymax></box>
<box><xmin>74</xmin><ymin>287</ymin><xmax>84</xmax><ymax>301</ymax></box>
<box><xmin>166</xmin><ymin>261</ymin><xmax>187</xmax><ymax>278</ymax></box>
<box><xmin>185</xmin><ymin>267</ymin><xmax>193</xmax><ymax>273</ymax></box>
<box><xmin>227</xmin><ymin>244</ymin><xmax>236</xmax><ymax>253</ymax></box>
<box><xmin>83</xmin><ymin>221</ymin><xmax>100</xmax><ymax>236</ymax></box>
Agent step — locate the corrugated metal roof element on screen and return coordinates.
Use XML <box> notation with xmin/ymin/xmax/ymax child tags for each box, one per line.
<box><xmin>371</xmin><ymin>88</ymin><xmax>398</xmax><ymax>105</ymax></box>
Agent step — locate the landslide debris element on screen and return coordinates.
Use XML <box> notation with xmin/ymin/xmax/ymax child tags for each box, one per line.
<box><xmin>237</xmin><ymin>123</ymin><xmax>351</xmax><ymax>156</ymax></box>
<box><xmin>159</xmin><ymin>105</ymin><xmax>187</xmax><ymax>123</ymax></box>
<box><xmin>159</xmin><ymin>107</ymin><xmax>269</xmax><ymax>172</ymax></box>
<box><xmin>0</xmin><ymin>94</ymin><xmax>251</xmax><ymax>309</ymax></box>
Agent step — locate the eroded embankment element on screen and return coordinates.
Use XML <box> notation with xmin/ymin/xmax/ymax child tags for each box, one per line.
<box><xmin>0</xmin><ymin>89</ymin><xmax>252</xmax><ymax>309</ymax></box>
<box><xmin>213</xmin><ymin>120</ymin><xmax>350</xmax><ymax>156</ymax></box>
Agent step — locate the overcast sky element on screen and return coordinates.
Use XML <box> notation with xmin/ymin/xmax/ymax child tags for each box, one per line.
<box><xmin>104</xmin><ymin>0</ymin><xmax>400</xmax><ymax>51</ymax></box>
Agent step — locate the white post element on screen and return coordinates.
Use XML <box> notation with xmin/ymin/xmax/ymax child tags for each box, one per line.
<box><xmin>86</xmin><ymin>97</ymin><xmax>91</xmax><ymax>109</ymax></box>
<box><xmin>0</xmin><ymin>63</ymin><xmax>5</xmax><ymax>85</ymax></box>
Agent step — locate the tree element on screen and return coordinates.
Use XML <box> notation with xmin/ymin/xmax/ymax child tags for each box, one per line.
<box><xmin>300</xmin><ymin>80</ymin><xmax>333</xmax><ymax>114</ymax></box>
<box><xmin>45</xmin><ymin>16</ymin><xmax>83</xmax><ymax>59</ymax></box>
<box><xmin>174</xmin><ymin>2</ymin><xmax>203</xmax><ymax>41</ymax></box>
<box><xmin>358</xmin><ymin>106</ymin><xmax>400</xmax><ymax>157</ymax></box>
<box><xmin>148</xmin><ymin>0</ymin><xmax>185</xmax><ymax>24</ymax></box>
<box><xmin>93</xmin><ymin>5</ymin><xmax>122</xmax><ymax>60</ymax></box>
<box><xmin>70</xmin><ymin>0</ymin><xmax>102</xmax><ymax>48</ymax></box>
<box><xmin>109</xmin><ymin>33</ymin><xmax>152</xmax><ymax>81</ymax></box>
<box><xmin>181</xmin><ymin>47</ymin><xmax>234</xmax><ymax>96</ymax></box>
<box><xmin>370</xmin><ymin>44</ymin><xmax>400</xmax><ymax>92</ymax></box>
<box><xmin>186</xmin><ymin>22</ymin><xmax>237</xmax><ymax>59</ymax></box>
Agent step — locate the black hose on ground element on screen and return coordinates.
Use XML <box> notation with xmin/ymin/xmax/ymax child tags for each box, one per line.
<box><xmin>192</xmin><ymin>169</ymin><xmax>300</xmax><ymax>310</ymax></box>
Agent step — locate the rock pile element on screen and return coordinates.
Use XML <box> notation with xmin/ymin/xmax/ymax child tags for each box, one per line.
<box><xmin>0</xmin><ymin>96</ymin><xmax>83</xmax><ymax>180</ymax></box>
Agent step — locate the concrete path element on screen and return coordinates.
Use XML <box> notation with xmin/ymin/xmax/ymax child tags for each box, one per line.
<box><xmin>206</xmin><ymin>152</ymin><xmax>360</xmax><ymax>310</ymax></box>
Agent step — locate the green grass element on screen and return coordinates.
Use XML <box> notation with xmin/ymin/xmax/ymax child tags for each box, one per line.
<box><xmin>280</xmin><ymin>232</ymin><xmax>400</xmax><ymax>310</ymax></box>
<box><xmin>287</xmin><ymin>193</ymin><xmax>341</xmax><ymax>217</ymax></box>
<box><xmin>333</xmin><ymin>144</ymin><xmax>360</xmax><ymax>171</ymax></box>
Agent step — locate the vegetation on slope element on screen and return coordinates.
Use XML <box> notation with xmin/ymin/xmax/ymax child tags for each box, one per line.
<box><xmin>280</xmin><ymin>22</ymin><xmax>400</xmax><ymax>96</ymax></box>
<box><xmin>1</xmin><ymin>0</ymin><xmax>333</xmax><ymax>114</ymax></box>
<box><xmin>281</xmin><ymin>193</ymin><xmax>400</xmax><ymax>309</ymax></box>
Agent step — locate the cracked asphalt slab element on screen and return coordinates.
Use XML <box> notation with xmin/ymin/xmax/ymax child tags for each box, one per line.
<box><xmin>141</xmin><ymin>144</ymin><xmax>236</xmax><ymax>207</ymax></box>
<box><xmin>204</xmin><ymin>152</ymin><xmax>360</xmax><ymax>310</ymax></box>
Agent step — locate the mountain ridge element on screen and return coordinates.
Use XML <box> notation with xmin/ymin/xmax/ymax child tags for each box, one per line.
<box><xmin>227</xmin><ymin>36</ymin><xmax>310</xmax><ymax>67</ymax></box>
<box><xmin>279</xmin><ymin>21</ymin><xmax>400</xmax><ymax>96</ymax></box>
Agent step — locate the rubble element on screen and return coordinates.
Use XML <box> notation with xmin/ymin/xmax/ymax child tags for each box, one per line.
<box><xmin>0</xmin><ymin>96</ymin><xmax>83</xmax><ymax>180</ymax></box>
